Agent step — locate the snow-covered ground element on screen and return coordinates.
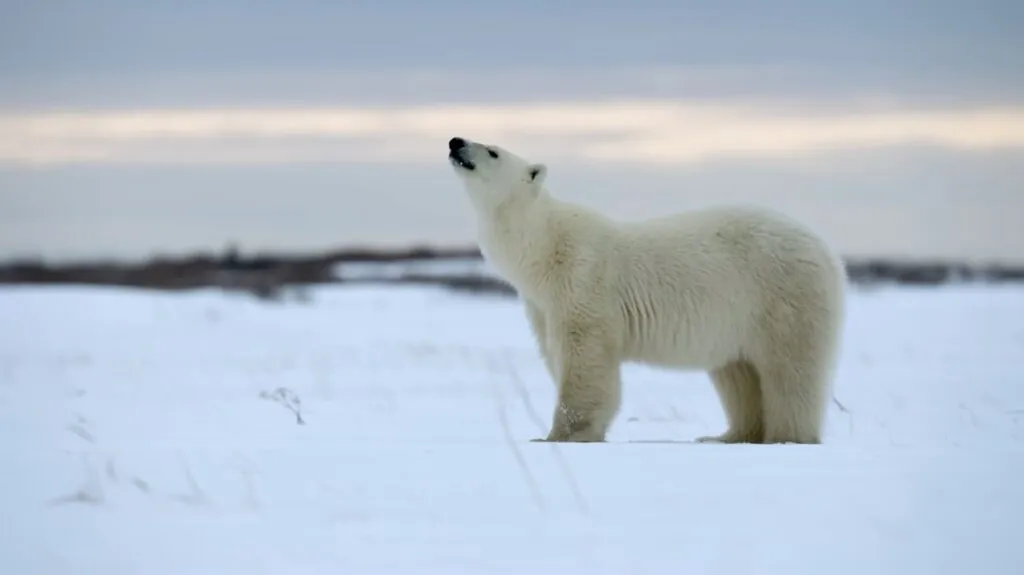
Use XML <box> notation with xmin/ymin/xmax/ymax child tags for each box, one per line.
<box><xmin>1</xmin><ymin>283</ymin><xmax>1022</xmax><ymax>574</ymax></box>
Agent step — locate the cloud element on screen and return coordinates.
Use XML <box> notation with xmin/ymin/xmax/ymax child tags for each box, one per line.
<box><xmin>3</xmin><ymin>99</ymin><xmax>1024</xmax><ymax>167</ymax></box>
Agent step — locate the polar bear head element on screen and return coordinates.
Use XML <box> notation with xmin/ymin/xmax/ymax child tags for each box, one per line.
<box><xmin>447</xmin><ymin>137</ymin><xmax>548</xmax><ymax>211</ymax></box>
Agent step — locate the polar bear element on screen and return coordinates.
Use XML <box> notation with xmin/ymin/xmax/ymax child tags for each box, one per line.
<box><xmin>446</xmin><ymin>136</ymin><xmax>847</xmax><ymax>444</ymax></box>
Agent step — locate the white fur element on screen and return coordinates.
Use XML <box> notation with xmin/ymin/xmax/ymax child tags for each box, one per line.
<box><xmin>447</xmin><ymin>137</ymin><xmax>847</xmax><ymax>444</ymax></box>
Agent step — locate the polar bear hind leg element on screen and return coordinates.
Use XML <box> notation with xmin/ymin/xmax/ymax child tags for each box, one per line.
<box><xmin>755</xmin><ymin>348</ymin><xmax>831</xmax><ymax>444</ymax></box>
<box><xmin>698</xmin><ymin>318</ymin><xmax>836</xmax><ymax>445</ymax></box>
<box><xmin>749</xmin><ymin>312</ymin><xmax>837</xmax><ymax>444</ymax></box>
<box><xmin>696</xmin><ymin>359</ymin><xmax>765</xmax><ymax>444</ymax></box>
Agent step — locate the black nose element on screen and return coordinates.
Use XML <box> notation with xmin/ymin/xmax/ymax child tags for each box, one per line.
<box><xmin>448</xmin><ymin>137</ymin><xmax>466</xmax><ymax>152</ymax></box>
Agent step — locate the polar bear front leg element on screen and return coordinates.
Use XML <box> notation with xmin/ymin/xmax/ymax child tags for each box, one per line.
<box><xmin>536</xmin><ymin>318</ymin><xmax>622</xmax><ymax>443</ymax></box>
<box><xmin>524</xmin><ymin>300</ymin><xmax>558</xmax><ymax>385</ymax></box>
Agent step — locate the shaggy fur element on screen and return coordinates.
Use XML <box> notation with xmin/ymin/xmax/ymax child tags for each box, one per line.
<box><xmin>447</xmin><ymin>136</ymin><xmax>847</xmax><ymax>444</ymax></box>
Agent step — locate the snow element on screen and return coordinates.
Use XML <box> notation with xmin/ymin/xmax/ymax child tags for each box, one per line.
<box><xmin>1</xmin><ymin>282</ymin><xmax>1023</xmax><ymax>574</ymax></box>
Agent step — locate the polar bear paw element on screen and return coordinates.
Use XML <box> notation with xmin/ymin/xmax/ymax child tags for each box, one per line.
<box><xmin>531</xmin><ymin>420</ymin><xmax>608</xmax><ymax>443</ymax></box>
<box><xmin>695</xmin><ymin>429</ymin><xmax>764</xmax><ymax>444</ymax></box>
<box><xmin>695</xmin><ymin>435</ymin><xmax>726</xmax><ymax>444</ymax></box>
<box><xmin>530</xmin><ymin>432</ymin><xmax>606</xmax><ymax>443</ymax></box>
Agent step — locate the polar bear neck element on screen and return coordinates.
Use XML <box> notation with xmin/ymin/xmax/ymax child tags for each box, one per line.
<box><xmin>473</xmin><ymin>189</ymin><xmax>616</xmax><ymax>303</ymax></box>
<box><xmin>474</xmin><ymin>188</ymin><xmax>558</xmax><ymax>293</ymax></box>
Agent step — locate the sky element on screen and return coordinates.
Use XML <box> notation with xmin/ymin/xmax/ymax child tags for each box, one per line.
<box><xmin>1</xmin><ymin>1</ymin><xmax>1023</xmax><ymax>262</ymax></box>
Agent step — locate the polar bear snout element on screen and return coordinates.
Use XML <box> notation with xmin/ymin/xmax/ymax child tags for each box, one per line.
<box><xmin>448</xmin><ymin>137</ymin><xmax>475</xmax><ymax>171</ymax></box>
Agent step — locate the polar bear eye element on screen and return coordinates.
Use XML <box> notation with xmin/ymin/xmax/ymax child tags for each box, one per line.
<box><xmin>487</xmin><ymin>149</ymin><xmax>499</xmax><ymax>159</ymax></box>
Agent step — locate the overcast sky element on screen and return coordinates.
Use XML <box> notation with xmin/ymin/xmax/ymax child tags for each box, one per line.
<box><xmin>3</xmin><ymin>1</ymin><xmax>1023</xmax><ymax>105</ymax></box>
<box><xmin>1</xmin><ymin>1</ymin><xmax>1023</xmax><ymax>261</ymax></box>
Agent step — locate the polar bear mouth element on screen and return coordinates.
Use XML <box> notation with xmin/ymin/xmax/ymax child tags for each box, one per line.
<box><xmin>448</xmin><ymin>150</ymin><xmax>475</xmax><ymax>171</ymax></box>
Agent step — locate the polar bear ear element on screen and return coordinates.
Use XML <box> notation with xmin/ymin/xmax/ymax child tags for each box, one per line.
<box><xmin>527</xmin><ymin>163</ymin><xmax>547</xmax><ymax>186</ymax></box>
